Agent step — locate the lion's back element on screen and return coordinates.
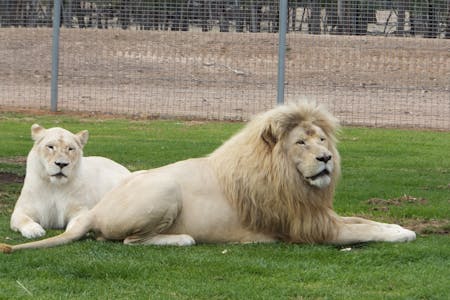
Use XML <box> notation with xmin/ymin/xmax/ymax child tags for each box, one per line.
<box><xmin>81</xmin><ymin>156</ymin><xmax>130</xmax><ymax>196</ymax></box>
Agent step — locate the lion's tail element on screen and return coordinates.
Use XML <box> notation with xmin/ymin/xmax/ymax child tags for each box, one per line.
<box><xmin>1</xmin><ymin>212</ymin><xmax>93</xmax><ymax>254</ymax></box>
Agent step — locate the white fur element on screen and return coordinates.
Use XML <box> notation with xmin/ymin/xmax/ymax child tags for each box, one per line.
<box><xmin>10</xmin><ymin>124</ymin><xmax>130</xmax><ymax>238</ymax></box>
<box><xmin>1</xmin><ymin>103</ymin><xmax>416</xmax><ymax>253</ymax></box>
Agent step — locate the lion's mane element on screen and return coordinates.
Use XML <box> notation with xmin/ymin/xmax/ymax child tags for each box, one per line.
<box><xmin>209</xmin><ymin>102</ymin><xmax>341</xmax><ymax>243</ymax></box>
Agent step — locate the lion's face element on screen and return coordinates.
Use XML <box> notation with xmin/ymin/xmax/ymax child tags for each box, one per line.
<box><xmin>284</xmin><ymin>122</ymin><xmax>334</xmax><ymax>189</ymax></box>
<box><xmin>31</xmin><ymin>124</ymin><xmax>89</xmax><ymax>184</ymax></box>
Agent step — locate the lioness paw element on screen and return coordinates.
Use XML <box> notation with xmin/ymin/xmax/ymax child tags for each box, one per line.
<box><xmin>20</xmin><ymin>223</ymin><xmax>46</xmax><ymax>239</ymax></box>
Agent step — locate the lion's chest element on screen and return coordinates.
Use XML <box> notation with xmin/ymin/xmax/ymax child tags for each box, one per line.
<box><xmin>33</xmin><ymin>185</ymin><xmax>96</xmax><ymax>229</ymax></box>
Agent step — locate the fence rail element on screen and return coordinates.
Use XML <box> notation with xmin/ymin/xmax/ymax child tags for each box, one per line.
<box><xmin>1</xmin><ymin>0</ymin><xmax>449</xmax><ymax>129</ymax></box>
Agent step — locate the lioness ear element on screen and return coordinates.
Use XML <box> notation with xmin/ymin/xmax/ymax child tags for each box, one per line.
<box><xmin>76</xmin><ymin>130</ymin><xmax>89</xmax><ymax>147</ymax></box>
<box><xmin>31</xmin><ymin>124</ymin><xmax>45</xmax><ymax>141</ymax></box>
<box><xmin>261</xmin><ymin>124</ymin><xmax>277</xmax><ymax>148</ymax></box>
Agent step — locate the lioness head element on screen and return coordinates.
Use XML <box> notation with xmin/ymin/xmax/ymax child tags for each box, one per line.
<box><xmin>261</xmin><ymin>102</ymin><xmax>339</xmax><ymax>189</ymax></box>
<box><xmin>30</xmin><ymin>124</ymin><xmax>89</xmax><ymax>184</ymax></box>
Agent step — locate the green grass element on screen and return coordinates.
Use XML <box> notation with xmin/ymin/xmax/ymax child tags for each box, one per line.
<box><xmin>0</xmin><ymin>112</ymin><xmax>449</xmax><ymax>299</ymax></box>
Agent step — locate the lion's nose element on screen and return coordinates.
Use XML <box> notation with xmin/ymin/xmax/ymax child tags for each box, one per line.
<box><xmin>316</xmin><ymin>155</ymin><xmax>332</xmax><ymax>163</ymax></box>
<box><xmin>55</xmin><ymin>161</ymin><xmax>69</xmax><ymax>168</ymax></box>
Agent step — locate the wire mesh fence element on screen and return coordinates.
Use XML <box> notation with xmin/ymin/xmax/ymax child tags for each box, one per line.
<box><xmin>0</xmin><ymin>1</ymin><xmax>449</xmax><ymax>129</ymax></box>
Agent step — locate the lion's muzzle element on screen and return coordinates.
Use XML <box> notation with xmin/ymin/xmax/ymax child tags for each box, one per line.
<box><xmin>55</xmin><ymin>161</ymin><xmax>69</xmax><ymax>169</ymax></box>
<box><xmin>306</xmin><ymin>169</ymin><xmax>330</xmax><ymax>181</ymax></box>
<box><xmin>316</xmin><ymin>154</ymin><xmax>332</xmax><ymax>163</ymax></box>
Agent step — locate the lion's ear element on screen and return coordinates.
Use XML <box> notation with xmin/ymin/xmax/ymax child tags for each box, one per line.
<box><xmin>76</xmin><ymin>130</ymin><xmax>89</xmax><ymax>147</ymax></box>
<box><xmin>261</xmin><ymin>124</ymin><xmax>277</xmax><ymax>148</ymax></box>
<box><xmin>31</xmin><ymin>124</ymin><xmax>45</xmax><ymax>141</ymax></box>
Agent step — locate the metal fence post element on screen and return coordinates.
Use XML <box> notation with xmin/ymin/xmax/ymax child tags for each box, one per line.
<box><xmin>277</xmin><ymin>0</ymin><xmax>288</xmax><ymax>105</ymax></box>
<box><xmin>50</xmin><ymin>0</ymin><xmax>61</xmax><ymax>112</ymax></box>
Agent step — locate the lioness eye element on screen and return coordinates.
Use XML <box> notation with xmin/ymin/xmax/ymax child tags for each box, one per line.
<box><xmin>297</xmin><ymin>140</ymin><xmax>305</xmax><ymax>145</ymax></box>
<box><xmin>47</xmin><ymin>145</ymin><xmax>54</xmax><ymax>150</ymax></box>
<box><xmin>68</xmin><ymin>147</ymin><xmax>75</xmax><ymax>151</ymax></box>
<box><xmin>320</xmin><ymin>137</ymin><xmax>326</xmax><ymax>142</ymax></box>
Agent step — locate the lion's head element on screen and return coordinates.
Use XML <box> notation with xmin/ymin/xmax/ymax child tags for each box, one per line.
<box><xmin>210</xmin><ymin>101</ymin><xmax>340</xmax><ymax>243</ymax></box>
<box><xmin>29</xmin><ymin>124</ymin><xmax>89</xmax><ymax>184</ymax></box>
<box><xmin>276</xmin><ymin>119</ymin><xmax>335</xmax><ymax>189</ymax></box>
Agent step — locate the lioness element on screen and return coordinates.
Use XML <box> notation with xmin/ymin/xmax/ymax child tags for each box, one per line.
<box><xmin>1</xmin><ymin>103</ymin><xmax>415</xmax><ymax>253</ymax></box>
<box><xmin>10</xmin><ymin>124</ymin><xmax>130</xmax><ymax>239</ymax></box>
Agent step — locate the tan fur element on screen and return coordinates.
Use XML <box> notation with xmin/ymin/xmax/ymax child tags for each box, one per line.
<box><xmin>1</xmin><ymin>102</ymin><xmax>416</xmax><ymax>253</ymax></box>
<box><xmin>209</xmin><ymin>103</ymin><xmax>340</xmax><ymax>243</ymax></box>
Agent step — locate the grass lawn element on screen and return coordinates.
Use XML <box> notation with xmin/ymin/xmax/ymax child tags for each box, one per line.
<box><xmin>0</xmin><ymin>112</ymin><xmax>449</xmax><ymax>299</ymax></box>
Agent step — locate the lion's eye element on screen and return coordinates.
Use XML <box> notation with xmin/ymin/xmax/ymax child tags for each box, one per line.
<box><xmin>296</xmin><ymin>140</ymin><xmax>305</xmax><ymax>145</ymax></box>
<box><xmin>68</xmin><ymin>147</ymin><xmax>75</xmax><ymax>151</ymax></box>
<box><xmin>47</xmin><ymin>145</ymin><xmax>54</xmax><ymax>150</ymax></box>
<box><xmin>320</xmin><ymin>137</ymin><xmax>326</xmax><ymax>142</ymax></box>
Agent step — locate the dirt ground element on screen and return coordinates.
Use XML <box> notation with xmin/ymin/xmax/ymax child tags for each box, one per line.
<box><xmin>0</xmin><ymin>28</ymin><xmax>449</xmax><ymax>129</ymax></box>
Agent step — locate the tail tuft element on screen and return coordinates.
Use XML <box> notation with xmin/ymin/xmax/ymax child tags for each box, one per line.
<box><xmin>0</xmin><ymin>243</ymin><xmax>13</xmax><ymax>254</ymax></box>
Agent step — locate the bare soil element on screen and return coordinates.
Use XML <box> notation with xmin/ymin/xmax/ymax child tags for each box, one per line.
<box><xmin>0</xmin><ymin>28</ymin><xmax>449</xmax><ymax>129</ymax></box>
<box><xmin>0</xmin><ymin>172</ymin><xmax>23</xmax><ymax>184</ymax></box>
<box><xmin>367</xmin><ymin>195</ymin><xmax>429</xmax><ymax>211</ymax></box>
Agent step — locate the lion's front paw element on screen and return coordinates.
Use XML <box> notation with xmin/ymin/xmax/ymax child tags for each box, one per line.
<box><xmin>385</xmin><ymin>225</ymin><xmax>416</xmax><ymax>242</ymax></box>
<box><xmin>20</xmin><ymin>223</ymin><xmax>46</xmax><ymax>239</ymax></box>
<box><xmin>398</xmin><ymin>228</ymin><xmax>416</xmax><ymax>242</ymax></box>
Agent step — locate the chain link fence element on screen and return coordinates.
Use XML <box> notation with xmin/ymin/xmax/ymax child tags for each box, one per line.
<box><xmin>1</xmin><ymin>1</ymin><xmax>449</xmax><ymax>129</ymax></box>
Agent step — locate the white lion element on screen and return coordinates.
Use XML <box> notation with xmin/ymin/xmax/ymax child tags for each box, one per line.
<box><xmin>9</xmin><ymin>124</ymin><xmax>130</xmax><ymax>239</ymax></box>
<box><xmin>1</xmin><ymin>103</ymin><xmax>415</xmax><ymax>253</ymax></box>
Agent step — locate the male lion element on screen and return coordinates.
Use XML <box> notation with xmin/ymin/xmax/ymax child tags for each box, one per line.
<box><xmin>9</xmin><ymin>124</ymin><xmax>130</xmax><ymax>239</ymax></box>
<box><xmin>0</xmin><ymin>102</ymin><xmax>415</xmax><ymax>253</ymax></box>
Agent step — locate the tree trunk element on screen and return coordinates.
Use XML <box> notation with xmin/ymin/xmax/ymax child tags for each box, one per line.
<box><xmin>395</xmin><ymin>0</ymin><xmax>407</xmax><ymax>36</ymax></box>
<box><xmin>290</xmin><ymin>6</ymin><xmax>297</xmax><ymax>32</ymax></box>
<box><xmin>234</xmin><ymin>0</ymin><xmax>244</xmax><ymax>32</ymax></box>
<box><xmin>424</xmin><ymin>0</ymin><xmax>438</xmax><ymax>38</ymax></box>
<box><xmin>249</xmin><ymin>0</ymin><xmax>259</xmax><ymax>33</ymax></box>
<box><xmin>309</xmin><ymin>0</ymin><xmax>321</xmax><ymax>34</ymax></box>
<box><xmin>445</xmin><ymin>0</ymin><xmax>450</xmax><ymax>38</ymax></box>
<box><xmin>218</xmin><ymin>1</ymin><xmax>230</xmax><ymax>32</ymax></box>
<box><xmin>354</xmin><ymin>1</ymin><xmax>368</xmax><ymax>35</ymax></box>
<box><xmin>336</xmin><ymin>0</ymin><xmax>346</xmax><ymax>34</ymax></box>
<box><xmin>119</xmin><ymin>0</ymin><xmax>130</xmax><ymax>30</ymax></box>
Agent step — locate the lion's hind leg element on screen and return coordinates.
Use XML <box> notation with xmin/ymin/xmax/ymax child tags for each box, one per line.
<box><xmin>119</xmin><ymin>182</ymin><xmax>195</xmax><ymax>246</ymax></box>
<box><xmin>121</xmin><ymin>210</ymin><xmax>195</xmax><ymax>246</ymax></box>
<box><xmin>124</xmin><ymin>233</ymin><xmax>195</xmax><ymax>246</ymax></box>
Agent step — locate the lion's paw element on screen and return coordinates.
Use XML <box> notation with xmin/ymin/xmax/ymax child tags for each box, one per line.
<box><xmin>20</xmin><ymin>223</ymin><xmax>46</xmax><ymax>239</ymax></box>
<box><xmin>175</xmin><ymin>234</ymin><xmax>196</xmax><ymax>246</ymax></box>
<box><xmin>385</xmin><ymin>225</ymin><xmax>416</xmax><ymax>242</ymax></box>
<box><xmin>148</xmin><ymin>234</ymin><xmax>196</xmax><ymax>246</ymax></box>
